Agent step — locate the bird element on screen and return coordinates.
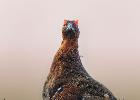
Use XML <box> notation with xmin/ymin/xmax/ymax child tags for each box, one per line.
<box><xmin>42</xmin><ymin>20</ymin><xmax>117</xmax><ymax>100</ymax></box>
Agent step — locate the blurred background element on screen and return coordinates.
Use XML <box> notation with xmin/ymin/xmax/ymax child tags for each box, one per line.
<box><xmin>0</xmin><ymin>0</ymin><xmax>140</xmax><ymax>100</ymax></box>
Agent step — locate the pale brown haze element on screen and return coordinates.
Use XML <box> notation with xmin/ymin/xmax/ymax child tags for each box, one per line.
<box><xmin>0</xmin><ymin>0</ymin><xmax>140</xmax><ymax>100</ymax></box>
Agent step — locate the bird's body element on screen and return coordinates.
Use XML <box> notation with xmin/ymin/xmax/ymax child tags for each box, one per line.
<box><xmin>43</xmin><ymin>20</ymin><xmax>117</xmax><ymax>100</ymax></box>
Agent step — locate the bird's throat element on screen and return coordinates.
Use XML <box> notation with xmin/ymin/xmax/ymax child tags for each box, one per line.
<box><xmin>60</xmin><ymin>39</ymin><xmax>78</xmax><ymax>53</ymax></box>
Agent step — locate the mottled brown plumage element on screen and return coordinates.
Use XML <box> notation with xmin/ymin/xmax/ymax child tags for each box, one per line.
<box><xmin>43</xmin><ymin>20</ymin><xmax>117</xmax><ymax>100</ymax></box>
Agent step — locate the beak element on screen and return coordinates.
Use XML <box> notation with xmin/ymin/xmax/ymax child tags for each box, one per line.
<box><xmin>66</xmin><ymin>23</ymin><xmax>74</xmax><ymax>31</ymax></box>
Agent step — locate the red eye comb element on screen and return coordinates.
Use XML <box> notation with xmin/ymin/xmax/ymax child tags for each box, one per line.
<box><xmin>75</xmin><ymin>20</ymin><xmax>78</xmax><ymax>25</ymax></box>
<box><xmin>64</xmin><ymin>20</ymin><xmax>67</xmax><ymax>25</ymax></box>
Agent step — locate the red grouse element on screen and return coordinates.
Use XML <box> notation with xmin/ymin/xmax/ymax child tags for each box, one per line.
<box><xmin>43</xmin><ymin>20</ymin><xmax>117</xmax><ymax>100</ymax></box>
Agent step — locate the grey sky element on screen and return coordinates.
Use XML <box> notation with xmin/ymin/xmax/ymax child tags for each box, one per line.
<box><xmin>0</xmin><ymin>0</ymin><xmax>140</xmax><ymax>100</ymax></box>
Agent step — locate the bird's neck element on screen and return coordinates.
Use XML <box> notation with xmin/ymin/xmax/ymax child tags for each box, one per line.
<box><xmin>60</xmin><ymin>39</ymin><xmax>78</xmax><ymax>53</ymax></box>
<box><xmin>47</xmin><ymin>38</ymin><xmax>85</xmax><ymax>88</ymax></box>
<box><xmin>50</xmin><ymin>39</ymin><xmax>81</xmax><ymax>72</ymax></box>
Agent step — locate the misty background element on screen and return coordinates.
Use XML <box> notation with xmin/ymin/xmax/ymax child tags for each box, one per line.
<box><xmin>0</xmin><ymin>0</ymin><xmax>140</xmax><ymax>100</ymax></box>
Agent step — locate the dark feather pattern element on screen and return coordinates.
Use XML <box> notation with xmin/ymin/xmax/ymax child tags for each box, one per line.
<box><xmin>43</xmin><ymin>20</ymin><xmax>117</xmax><ymax>100</ymax></box>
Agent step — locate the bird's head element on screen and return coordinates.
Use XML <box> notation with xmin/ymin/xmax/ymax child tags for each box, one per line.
<box><xmin>62</xmin><ymin>20</ymin><xmax>80</xmax><ymax>40</ymax></box>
